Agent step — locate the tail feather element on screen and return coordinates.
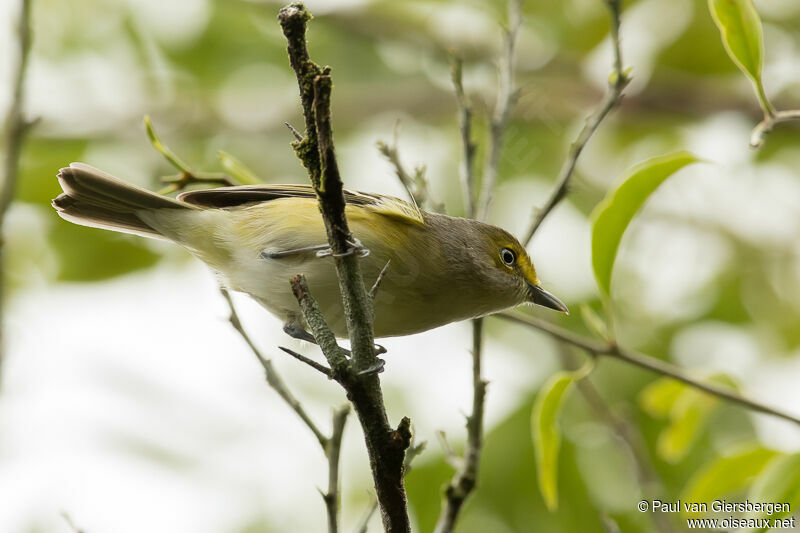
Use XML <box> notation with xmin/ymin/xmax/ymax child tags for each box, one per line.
<box><xmin>52</xmin><ymin>163</ymin><xmax>195</xmax><ymax>239</ymax></box>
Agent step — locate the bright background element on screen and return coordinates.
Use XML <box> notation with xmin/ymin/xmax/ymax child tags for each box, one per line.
<box><xmin>2</xmin><ymin>0</ymin><xmax>800</xmax><ymax>531</ymax></box>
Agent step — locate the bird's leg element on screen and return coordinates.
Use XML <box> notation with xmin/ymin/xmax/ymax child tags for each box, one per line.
<box><xmin>283</xmin><ymin>323</ymin><xmax>318</xmax><ymax>344</ymax></box>
<box><xmin>261</xmin><ymin>238</ymin><xmax>369</xmax><ymax>260</ymax></box>
<box><xmin>261</xmin><ymin>244</ymin><xmax>330</xmax><ymax>259</ymax></box>
<box><xmin>282</xmin><ymin>323</ymin><xmax>386</xmax><ymax>365</ymax></box>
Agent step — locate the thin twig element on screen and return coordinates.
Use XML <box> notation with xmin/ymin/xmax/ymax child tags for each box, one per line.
<box><xmin>499</xmin><ymin>312</ymin><xmax>800</xmax><ymax>426</ymax></box>
<box><xmin>436</xmin><ymin>430</ymin><xmax>463</xmax><ymax>470</ymax></box>
<box><xmin>0</xmin><ymin>0</ymin><xmax>34</xmax><ymax>384</ymax></box>
<box><xmin>434</xmin><ymin>317</ymin><xmax>487</xmax><ymax>533</ymax></box>
<box><xmin>279</xmin><ymin>6</ymin><xmax>413</xmax><ymax>529</ymax></box>
<box><xmin>220</xmin><ymin>288</ymin><xmax>330</xmax><ymax>447</ymax></box>
<box><xmin>750</xmin><ymin>109</ymin><xmax>800</xmax><ymax>148</ymax></box>
<box><xmin>476</xmin><ymin>0</ymin><xmax>523</xmax><ymax>221</ymax></box>
<box><xmin>521</xmin><ymin>0</ymin><xmax>629</xmax><ymax>245</ymax></box>
<box><xmin>285</xmin><ymin>121</ymin><xmax>304</xmax><ymax>141</ymax></box>
<box><xmin>369</xmin><ymin>260</ymin><xmax>391</xmax><ymax>300</ymax></box>
<box><xmin>323</xmin><ymin>406</ymin><xmax>350</xmax><ymax>533</ymax></box>
<box><xmin>377</xmin><ymin>126</ymin><xmax>442</xmax><ymax>212</ymax></box>
<box><xmin>450</xmin><ymin>56</ymin><xmax>478</xmax><ymax>218</ymax></box>
<box><xmin>221</xmin><ymin>287</ymin><xmax>352</xmax><ymax>533</ymax></box>
<box><xmin>278</xmin><ymin>346</ymin><xmax>332</xmax><ymax>377</ymax></box>
<box><xmin>145</xmin><ymin>117</ymin><xmax>237</xmax><ymax>195</ymax></box>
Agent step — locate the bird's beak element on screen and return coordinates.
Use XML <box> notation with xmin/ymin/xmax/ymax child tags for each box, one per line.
<box><xmin>528</xmin><ymin>283</ymin><xmax>569</xmax><ymax>314</ymax></box>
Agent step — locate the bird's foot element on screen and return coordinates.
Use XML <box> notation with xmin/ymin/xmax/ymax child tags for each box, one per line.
<box><xmin>356</xmin><ymin>357</ymin><xmax>386</xmax><ymax>376</ymax></box>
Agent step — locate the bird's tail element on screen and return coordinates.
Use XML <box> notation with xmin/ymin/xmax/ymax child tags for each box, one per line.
<box><xmin>52</xmin><ymin>163</ymin><xmax>195</xmax><ymax>240</ymax></box>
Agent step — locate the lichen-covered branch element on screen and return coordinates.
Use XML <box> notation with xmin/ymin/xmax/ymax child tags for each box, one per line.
<box><xmin>499</xmin><ymin>312</ymin><xmax>800</xmax><ymax>426</ymax></box>
<box><xmin>522</xmin><ymin>0</ymin><xmax>629</xmax><ymax>245</ymax></box>
<box><xmin>289</xmin><ymin>275</ymin><xmax>412</xmax><ymax>532</ymax></box>
<box><xmin>354</xmin><ymin>439</ymin><xmax>426</xmax><ymax>533</ymax></box>
<box><xmin>279</xmin><ymin>4</ymin><xmax>412</xmax><ymax>531</ymax></box>
<box><xmin>0</xmin><ymin>0</ymin><xmax>34</xmax><ymax>384</ymax></box>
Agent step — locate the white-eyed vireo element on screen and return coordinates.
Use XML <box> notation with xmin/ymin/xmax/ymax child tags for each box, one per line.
<box><xmin>52</xmin><ymin>163</ymin><xmax>567</xmax><ymax>338</ymax></box>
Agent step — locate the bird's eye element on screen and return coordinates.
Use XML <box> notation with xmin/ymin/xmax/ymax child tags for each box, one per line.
<box><xmin>500</xmin><ymin>247</ymin><xmax>516</xmax><ymax>266</ymax></box>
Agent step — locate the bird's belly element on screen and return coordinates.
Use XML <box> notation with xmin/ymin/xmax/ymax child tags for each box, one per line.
<box><xmin>220</xmin><ymin>254</ymin><xmax>464</xmax><ymax>338</ymax></box>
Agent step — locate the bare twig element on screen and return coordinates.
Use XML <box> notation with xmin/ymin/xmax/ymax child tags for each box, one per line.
<box><xmin>436</xmin><ymin>430</ymin><xmax>463</xmax><ymax>470</ymax></box>
<box><xmin>279</xmin><ymin>5</ymin><xmax>412</xmax><ymax>530</ymax></box>
<box><xmin>278</xmin><ymin>346</ymin><xmax>333</xmax><ymax>377</ymax></box>
<box><xmin>221</xmin><ymin>287</ymin><xmax>352</xmax><ymax>533</ymax></box>
<box><xmin>324</xmin><ymin>406</ymin><xmax>350</xmax><ymax>533</ymax></box>
<box><xmin>220</xmin><ymin>288</ymin><xmax>330</xmax><ymax>447</ymax></box>
<box><xmin>285</xmin><ymin>121</ymin><xmax>304</xmax><ymax>141</ymax></box>
<box><xmin>377</xmin><ymin>127</ymin><xmax>442</xmax><ymax>212</ymax></box>
<box><xmin>750</xmin><ymin>109</ymin><xmax>800</xmax><ymax>148</ymax></box>
<box><xmin>499</xmin><ymin>311</ymin><xmax>800</xmax><ymax>426</ymax></box>
<box><xmin>476</xmin><ymin>0</ymin><xmax>523</xmax><ymax>221</ymax></box>
<box><xmin>434</xmin><ymin>317</ymin><xmax>487</xmax><ymax>533</ymax></box>
<box><xmin>0</xmin><ymin>0</ymin><xmax>34</xmax><ymax>384</ymax></box>
<box><xmin>369</xmin><ymin>260</ymin><xmax>392</xmax><ymax>300</ymax></box>
<box><xmin>450</xmin><ymin>57</ymin><xmax>478</xmax><ymax>219</ymax></box>
<box><xmin>522</xmin><ymin>0</ymin><xmax>629</xmax><ymax>245</ymax></box>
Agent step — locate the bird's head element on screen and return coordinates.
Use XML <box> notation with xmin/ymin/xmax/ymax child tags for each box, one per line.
<box><xmin>470</xmin><ymin>222</ymin><xmax>569</xmax><ymax>315</ymax></box>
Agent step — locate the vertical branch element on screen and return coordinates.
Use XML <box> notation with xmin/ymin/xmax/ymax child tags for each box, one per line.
<box><xmin>436</xmin><ymin>3</ymin><xmax>522</xmax><ymax>531</ymax></box>
<box><xmin>476</xmin><ymin>0</ymin><xmax>522</xmax><ymax>221</ymax></box>
<box><xmin>521</xmin><ymin>0</ymin><xmax>629</xmax><ymax>245</ymax></box>
<box><xmin>324</xmin><ymin>406</ymin><xmax>350</xmax><ymax>533</ymax></box>
<box><xmin>450</xmin><ymin>57</ymin><xmax>477</xmax><ymax>219</ymax></box>
<box><xmin>278</xmin><ymin>4</ymin><xmax>412</xmax><ymax>531</ymax></box>
<box><xmin>434</xmin><ymin>318</ymin><xmax>487</xmax><ymax>533</ymax></box>
<box><xmin>0</xmin><ymin>0</ymin><xmax>34</xmax><ymax>383</ymax></box>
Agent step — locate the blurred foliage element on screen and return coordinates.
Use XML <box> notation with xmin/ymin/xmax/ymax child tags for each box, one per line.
<box><xmin>6</xmin><ymin>0</ymin><xmax>800</xmax><ymax>531</ymax></box>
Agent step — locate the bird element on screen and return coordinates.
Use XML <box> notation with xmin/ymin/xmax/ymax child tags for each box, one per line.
<box><xmin>52</xmin><ymin>162</ymin><xmax>568</xmax><ymax>339</ymax></box>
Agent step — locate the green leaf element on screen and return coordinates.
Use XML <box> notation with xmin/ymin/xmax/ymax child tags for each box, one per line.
<box><xmin>747</xmin><ymin>453</ymin><xmax>800</xmax><ymax>529</ymax></box>
<box><xmin>217</xmin><ymin>150</ymin><xmax>262</xmax><ymax>185</ymax></box>
<box><xmin>639</xmin><ymin>376</ymin><xmax>738</xmax><ymax>463</ymax></box>
<box><xmin>591</xmin><ymin>151</ymin><xmax>700</xmax><ymax>295</ymax></box>
<box><xmin>656</xmin><ymin>388</ymin><xmax>717</xmax><ymax>463</ymax></box>
<box><xmin>639</xmin><ymin>378</ymin><xmax>685</xmax><ymax>418</ymax></box>
<box><xmin>707</xmin><ymin>0</ymin><xmax>773</xmax><ymax>114</ymax></box>
<box><xmin>681</xmin><ymin>444</ymin><xmax>778</xmax><ymax>513</ymax></box>
<box><xmin>532</xmin><ymin>371</ymin><xmax>575</xmax><ymax>511</ymax></box>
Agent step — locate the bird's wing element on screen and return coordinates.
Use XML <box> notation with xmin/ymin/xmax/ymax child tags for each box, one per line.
<box><xmin>177</xmin><ymin>184</ymin><xmax>425</xmax><ymax>225</ymax></box>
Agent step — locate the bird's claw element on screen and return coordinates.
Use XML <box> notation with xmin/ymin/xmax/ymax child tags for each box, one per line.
<box><xmin>315</xmin><ymin>237</ymin><xmax>370</xmax><ymax>258</ymax></box>
<box><xmin>357</xmin><ymin>358</ymin><xmax>385</xmax><ymax>376</ymax></box>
